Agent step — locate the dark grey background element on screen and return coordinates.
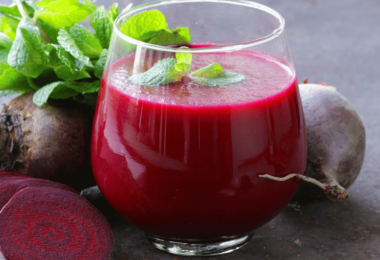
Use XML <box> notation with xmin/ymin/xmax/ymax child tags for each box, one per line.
<box><xmin>1</xmin><ymin>0</ymin><xmax>380</xmax><ymax>259</ymax></box>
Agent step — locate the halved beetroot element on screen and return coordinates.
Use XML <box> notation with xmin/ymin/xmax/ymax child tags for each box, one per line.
<box><xmin>0</xmin><ymin>172</ymin><xmax>26</xmax><ymax>180</ymax></box>
<box><xmin>0</xmin><ymin>176</ymin><xmax>31</xmax><ymax>188</ymax></box>
<box><xmin>0</xmin><ymin>187</ymin><xmax>113</xmax><ymax>260</ymax></box>
<box><xmin>0</xmin><ymin>179</ymin><xmax>79</xmax><ymax>210</ymax></box>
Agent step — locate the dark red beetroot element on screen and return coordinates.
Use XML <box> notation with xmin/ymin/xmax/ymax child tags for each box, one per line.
<box><xmin>260</xmin><ymin>82</ymin><xmax>365</xmax><ymax>199</ymax></box>
<box><xmin>0</xmin><ymin>178</ymin><xmax>78</xmax><ymax>210</ymax></box>
<box><xmin>0</xmin><ymin>176</ymin><xmax>31</xmax><ymax>189</ymax></box>
<box><xmin>0</xmin><ymin>187</ymin><xmax>113</xmax><ymax>260</ymax></box>
<box><xmin>0</xmin><ymin>92</ymin><xmax>95</xmax><ymax>190</ymax></box>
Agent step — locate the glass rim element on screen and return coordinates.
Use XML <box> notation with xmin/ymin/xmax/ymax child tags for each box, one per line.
<box><xmin>114</xmin><ymin>0</ymin><xmax>285</xmax><ymax>53</ymax></box>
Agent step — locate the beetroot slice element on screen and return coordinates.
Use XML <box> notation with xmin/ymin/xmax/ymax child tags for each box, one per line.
<box><xmin>0</xmin><ymin>187</ymin><xmax>113</xmax><ymax>260</ymax></box>
<box><xmin>0</xmin><ymin>172</ymin><xmax>26</xmax><ymax>180</ymax></box>
<box><xmin>0</xmin><ymin>179</ymin><xmax>79</xmax><ymax>210</ymax></box>
<box><xmin>0</xmin><ymin>176</ymin><xmax>30</xmax><ymax>188</ymax></box>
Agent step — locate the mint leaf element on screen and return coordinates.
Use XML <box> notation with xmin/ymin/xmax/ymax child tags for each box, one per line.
<box><xmin>175</xmin><ymin>47</ymin><xmax>192</xmax><ymax>74</ymax></box>
<box><xmin>57</xmin><ymin>28</ymin><xmax>93</xmax><ymax>69</ymax></box>
<box><xmin>90</xmin><ymin>6</ymin><xmax>113</xmax><ymax>49</ymax></box>
<box><xmin>0</xmin><ymin>4</ymin><xmax>21</xmax><ymax>20</ymax></box>
<box><xmin>54</xmin><ymin>65</ymin><xmax>91</xmax><ymax>80</ymax></box>
<box><xmin>8</xmin><ymin>18</ymin><xmax>48</xmax><ymax>78</ymax></box>
<box><xmin>94</xmin><ymin>49</ymin><xmax>107</xmax><ymax>79</ymax></box>
<box><xmin>0</xmin><ymin>16</ymin><xmax>19</xmax><ymax>40</ymax></box>
<box><xmin>0</xmin><ymin>89</ymin><xmax>18</xmax><ymax>97</ymax></box>
<box><xmin>190</xmin><ymin>63</ymin><xmax>244</xmax><ymax>86</ymax></box>
<box><xmin>68</xmin><ymin>24</ymin><xmax>103</xmax><ymax>58</ymax></box>
<box><xmin>0</xmin><ymin>32</ymin><xmax>12</xmax><ymax>63</ymax></box>
<box><xmin>190</xmin><ymin>72</ymin><xmax>245</xmax><ymax>86</ymax></box>
<box><xmin>0</xmin><ymin>62</ymin><xmax>33</xmax><ymax>92</ymax></box>
<box><xmin>148</xmin><ymin>27</ymin><xmax>191</xmax><ymax>45</ymax></box>
<box><xmin>66</xmin><ymin>80</ymin><xmax>100</xmax><ymax>94</ymax></box>
<box><xmin>73</xmin><ymin>92</ymin><xmax>98</xmax><ymax>107</ymax></box>
<box><xmin>191</xmin><ymin>63</ymin><xmax>224</xmax><ymax>78</ymax></box>
<box><xmin>33</xmin><ymin>81</ymin><xmax>78</xmax><ymax>106</ymax></box>
<box><xmin>119</xmin><ymin>10</ymin><xmax>167</xmax><ymax>42</ymax></box>
<box><xmin>129</xmin><ymin>58</ymin><xmax>182</xmax><ymax>86</ymax></box>
<box><xmin>35</xmin><ymin>0</ymin><xmax>94</xmax><ymax>42</ymax></box>
<box><xmin>109</xmin><ymin>3</ymin><xmax>119</xmax><ymax>23</ymax></box>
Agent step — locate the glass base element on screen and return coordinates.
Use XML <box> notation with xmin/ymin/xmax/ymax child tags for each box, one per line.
<box><xmin>146</xmin><ymin>232</ymin><xmax>253</xmax><ymax>256</ymax></box>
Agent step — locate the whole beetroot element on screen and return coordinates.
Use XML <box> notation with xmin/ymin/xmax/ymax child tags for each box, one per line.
<box><xmin>295</xmin><ymin>83</ymin><xmax>366</xmax><ymax>199</ymax></box>
<box><xmin>0</xmin><ymin>92</ymin><xmax>95</xmax><ymax>190</ymax></box>
<box><xmin>260</xmin><ymin>82</ymin><xmax>365</xmax><ymax>200</ymax></box>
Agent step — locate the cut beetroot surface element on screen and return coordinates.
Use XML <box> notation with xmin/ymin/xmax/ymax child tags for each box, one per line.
<box><xmin>0</xmin><ymin>187</ymin><xmax>113</xmax><ymax>260</ymax></box>
<box><xmin>0</xmin><ymin>179</ymin><xmax>79</xmax><ymax>210</ymax></box>
<box><xmin>0</xmin><ymin>172</ymin><xmax>26</xmax><ymax>180</ymax></box>
<box><xmin>0</xmin><ymin>176</ymin><xmax>30</xmax><ymax>188</ymax></box>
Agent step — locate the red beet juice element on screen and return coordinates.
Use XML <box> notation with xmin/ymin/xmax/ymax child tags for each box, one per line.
<box><xmin>91</xmin><ymin>47</ymin><xmax>307</xmax><ymax>240</ymax></box>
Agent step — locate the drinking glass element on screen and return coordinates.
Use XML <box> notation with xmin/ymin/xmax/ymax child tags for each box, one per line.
<box><xmin>91</xmin><ymin>0</ymin><xmax>307</xmax><ymax>256</ymax></box>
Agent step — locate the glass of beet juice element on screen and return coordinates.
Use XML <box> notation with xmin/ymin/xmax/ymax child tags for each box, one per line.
<box><xmin>92</xmin><ymin>0</ymin><xmax>307</xmax><ymax>256</ymax></box>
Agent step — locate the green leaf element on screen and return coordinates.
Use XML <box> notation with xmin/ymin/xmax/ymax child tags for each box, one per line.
<box><xmin>94</xmin><ymin>49</ymin><xmax>107</xmax><ymax>79</ymax></box>
<box><xmin>73</xmin><ymin>92</ymin><xmax>98</xmax><ymax>107</ymax></box>
<box><xmin>0</xmin><ymin>16</ymin><xmax>19</xmax><ymax>40</ymax></box>
<box><xmin>69</xmin><ymin>24</ymin><xmax>103</xmax><ymax>58</ymax></box>
<box><xmin>54</xmin><ymin>65</ymin><xmax>91</xmax><ymax>80</ymax></box>
<box><xmin>175</xmin><ymin>47</ymin><xmax>192</xmax><ymax>74</ymax></box>
<box><xmin>90</xmin><ymin>6</ymin><xmax>112</xmax><ymax>49</ymax></box>
<box><xmin>0</xmin><ymin>32</ymin><xmax>13</xmax><ymax>63</ymax></box>
<box><xmin>191</xmin><ymin>63</ymin><xmax>224</xmax><ymax>78</ymax></box>
<box><xmin>66</xmin><ymin>80</ymin><xmax>100</xmax><ymax>94</ymax></box>
<box><xmin>0</xmin><ymin>62</ymin><xmax>33</xmax><ymax>92</ymax></box>
<box><xmin>0</xmin><ymin>89</ymin><xmax>18</xmax><ymax>97</ymax></box>
<box><xmin>32</xmin><ymin>81</ymin><xmax>77</xmax><ymax>106</ymax></box>
<box><xmin>0</xmin><ymin>4</ymin><xmax>21</xmax><ymax>20</ymax></box>
<box><xmin>57</xmin><ymin>28</ymin><xmax>93</xmax><ymax>69</ymax></box>
<box><xmin>109</xmin><ymin>3</ymin><xmax>119</xmax><ymax>23</ymax></box>
<box><xmin>129</xmin><ymin>58</ymin><xmax>182</xmax><ymax>86</ymax></box>
<box><xmin>7</xmin><ymin>18</ymin><xmax>48</xmax><ymax>78</ymax></box>
<box><xmin>190</xmin><ymin>72</ymin><xmax>245</xmax><ymax>86</ymax></box>
<box><xmin>119</xmin><ymin>10</ymin><xmax>167</xmax><ymax>42</ymax></box>
<box><xmin>35</xmin><ymin>0</ymin><xmax>94</xmax><ymax>42</ymax></box>
<box><xmin>148</xmin><ymin>27</ymin><xmax>191</xmax><ymax>45</ymax></box>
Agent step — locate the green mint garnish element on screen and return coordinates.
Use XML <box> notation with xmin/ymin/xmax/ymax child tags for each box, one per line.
<box><xmin>129</xmin><ymin>58</ymin><xmax>182</xmax><ymax>86</ymax></box>
<box><xmin>120</xmin><ymin>10</ymin><xmax>167</xmax><ymax>42</ymax></box>
<box><xmin>148</xmin><ymin>27</ymin><xmax>191</xmax><ymax>45</ymax></box>
<box><xmin>94</xmin><ymin>49</ymin><xmax>108</xmax><ymax>79</ymax></box>
<box><xmin>0</xmin><ymin>62</ymin><xmax>32</xmax><ymax>92</ymax></box>
<box><xmin>0</xmin><ymin>16</ymin><xmax>19</xmax><ymax>40</ymax></box>
<box><xmin>90</xmin><ymin>4</ymin><xmax>119</xmax><ymax>49</ymax></box>
<box><xmin>57</xmin><ymin>28</ymin><xmax>93</xmax><ymax>69</ymax></box>
<box><xmin>175</xmin><ymin>46</ymin><xmax>192</xmax><ymax>75</ymax></box>
<box><xmin>0</xmin><ymin>32</ymin><xmax>12</xmax><ymax>63</ymax></box>
<box><xmin>7</xmin><ymin>18</ymin><xmax>48</xmax><ymax>78</ymax></box>
<box><xmin>0</xmin><ymin>89</ymin><xmax>18</xmax><ymax>97</ymax></box>
<box><xmin>191</xmin><ymin>63</ymin><xmax>224</xmax><ymax>78</ymax></box>
<box><xmin>35</xmin><ymin>0</ymin><xmax>95</xmax><ymax>43</ymax></box>
<box><xmin>190</xmin><ymin>63</ymin><xmax>245</xmax><ymax>86</ymax></box>
<box><xmin>120</xmin><ymin>10</ymin><xmax>191</xmax><ymax>46</ymax></box>
<box><xmin>67</xmin><ymin>24</ymin><xmax>103</xmax><ymax>58</ymax></box>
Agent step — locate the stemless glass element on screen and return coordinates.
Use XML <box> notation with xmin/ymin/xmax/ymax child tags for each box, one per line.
<box><xmin>91</xmin><ymin>0</ymin><xmax>307</xmax><ymax>256</ymax></box>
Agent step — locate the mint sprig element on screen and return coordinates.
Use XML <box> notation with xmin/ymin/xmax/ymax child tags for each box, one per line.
<box><xmin>189</xmin><ymin>63</ymin><xmax>245</xmax><ymax>86</ymax></box>
<box><xmin>0</xmin><ymin>0</ymin><xmax>118</xmax><ymax>106</ymax></box>
<box><xmin>120</xmin><ymin>10</ymin><xmax>191</xmax><ymax>46</ymax></box>
<box><xmin>129</xmin><ymin>58</ymin><xmax>183</xmax><ymax>86</ymax></box>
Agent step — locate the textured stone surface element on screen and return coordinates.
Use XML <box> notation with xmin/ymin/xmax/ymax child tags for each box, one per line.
<box><xmin>1</xmin><ymin>0</ymin><xmax>379</xmax><ymax>259</ymax></box>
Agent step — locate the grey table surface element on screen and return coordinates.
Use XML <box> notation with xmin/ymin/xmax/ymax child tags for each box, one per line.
<box><xmin>1</xmin><ymin>0</ymin><xmax>380</xmax><ymax>259</ymax></box>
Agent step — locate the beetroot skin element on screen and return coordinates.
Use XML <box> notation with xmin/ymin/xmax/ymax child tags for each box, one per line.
<box><xmin>260</xmin><ymin>83</ymin><xmax>365</xmax><ymax>199</ymax></box>
<box><xmin>0</xmin><ymin>92</ymin><xmax>95</xmax><ymax>190</ymax></box>
<box><xmin>0</xmin><ymin>178</ymin><xmax>78</xmax><ymax>210</ymax></box>
<box><xmin>0</xmin><ymin>187</ymin><xmax>113</xmax><ymax>260</ymax></box>
<box><xmin>295</xmin><ymin>83</ymin><xmax>366</xmax><ymax>199</ymax></box>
